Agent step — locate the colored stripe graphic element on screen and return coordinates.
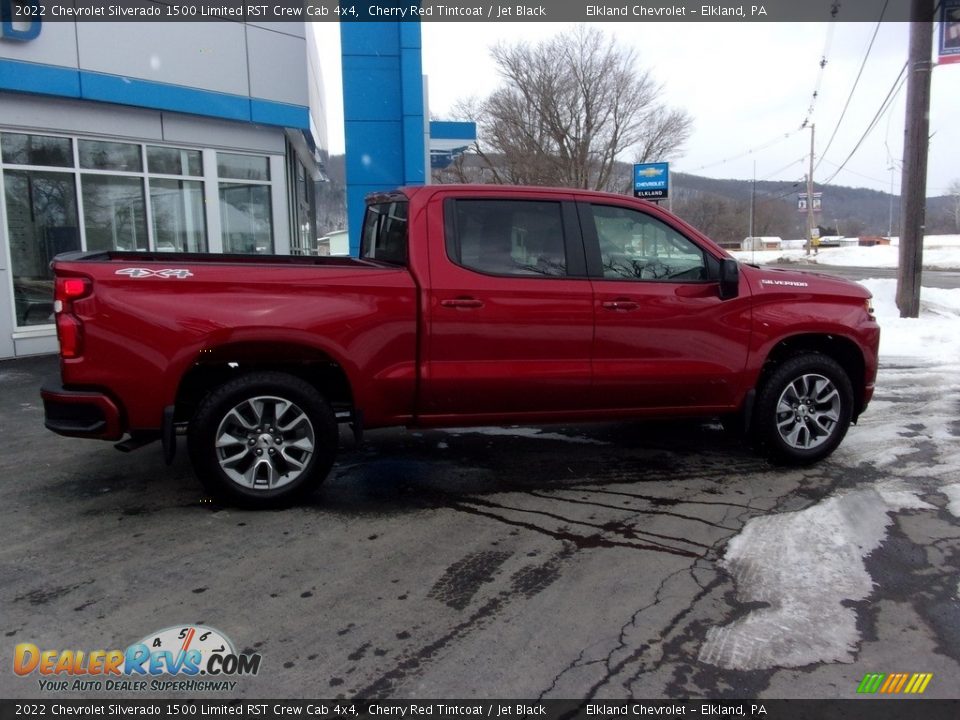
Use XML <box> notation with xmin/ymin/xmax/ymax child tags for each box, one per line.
<box><xmin>879</xmin><ymin>674</ymin><xmax>898</xmax><ymax>693</ymax></box>
<box><xmin>857</xmin><ymin>672</ymin><xmax>932</xmax><ymax>694</ymax></box>
<box><xmin>857</xmin><ymin>673</ymin><xmax>885</xmax><ymax>693</ymax></box>
<box><xmin>913</xmin><ymin>673</ymin><xmax>933</xmax><ymax>694</ymax></box>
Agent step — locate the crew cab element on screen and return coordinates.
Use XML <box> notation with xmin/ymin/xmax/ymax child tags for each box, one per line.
<box><xmin>42</xmin><ymin>185</ymin><xmax>880</xmax><ymax>506</ymax></box>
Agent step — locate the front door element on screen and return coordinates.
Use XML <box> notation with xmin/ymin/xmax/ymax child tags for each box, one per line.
<box><xmin>583</xmin><ymin>202</ymin><xmax>751</xmax><ymax>411</ymax></box>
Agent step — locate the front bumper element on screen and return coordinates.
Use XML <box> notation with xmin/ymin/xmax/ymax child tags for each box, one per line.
<box><xmin>41</xmin><ymin>377</ymin><xmax>123</xmax><ymax>440</ymax></box>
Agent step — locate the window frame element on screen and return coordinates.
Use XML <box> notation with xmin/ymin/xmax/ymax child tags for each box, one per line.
<box><xmin>359</xmin><ymin>198</ymin><xmax>409</xmax><ymax>267</ymax></box>
<box><xmin>577</xmin><ymin>201</ymin><xmax>720</xmax><ymax>284</ymax></box>
<box><xmin>442</xmin><ymin>197</ymin><xmax>586</xmax><ymax>280</ymax></box>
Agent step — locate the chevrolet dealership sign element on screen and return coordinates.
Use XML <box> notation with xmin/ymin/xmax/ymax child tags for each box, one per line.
<box><xmin>634</xmin><ymin>162</ymin><xmax>669</xmax><ymax>200</ymax></box>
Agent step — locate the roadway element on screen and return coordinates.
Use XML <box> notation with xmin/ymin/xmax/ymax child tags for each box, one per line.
<box><xmin>2</xmin><ymin>354</ymin><xmax>958</xmax><ymax>701</ymax></box>
<box><xmin>771</xmin><ymin>263</ymin><xmax>960</xmax><ymax>289</ymax></box>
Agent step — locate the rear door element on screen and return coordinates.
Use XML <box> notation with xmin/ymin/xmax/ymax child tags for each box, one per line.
<box><xmin>421</xmin><ymin>192</ymin><xmax>594</xmax><ymax>419</ymax></box>
<box><xmin>582</xmin><ymin>201</ymin><xmax>751</xmax><ymax>411</ymax></box>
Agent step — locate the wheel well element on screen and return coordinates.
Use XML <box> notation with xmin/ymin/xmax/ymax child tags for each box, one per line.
<box><xmin>174</xmin><ymin>343</ymin><xmax>354</xmax><ymax>424</ymax></box>
<box><xmin>758</xmin><ymin>334</ymin><xmax>866</xmax><ymax>420</ymax></box>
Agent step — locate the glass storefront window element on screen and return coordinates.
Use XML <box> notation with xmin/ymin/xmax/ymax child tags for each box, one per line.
<box><xmin>81</xmin><ymin>175</ymin><xmax>148</xmax><ymax>252</ymax></box>
<box><xmin>4</xmin><ymin>170</ymin><xmax>80</xmax><ymax>326</ymax></box>
<box><xmin>219</xmin><ymin>183</ymin><xmax>273</xmax><ymax>254</ymax></box>
<box><xmin>78</xmin><ymin>140</ymin><xmax>143</xmax><ymax>172</ymax></box>
<box><xmin>1</xmin><ymin>134</ymin><xmax>285</xmax><ymax>333</ymax></box>
<box><xmin>1</xmin><ymin>133</ymin><xmax>73</xmax><ymax>167</ymax></box>
<box><xmin>217</xmin><ymin>153</ymin><xmax>270</xmax><ymax>181</ymax></box>
<box><xmin>147</xmin><ymin>146</ymin><xmax>202</xmax><ymax>177</ymax></box>
<box><xmin>150</xmin><ymin>179</ymin><xmax>207</xmax><ymax>252</ymax></box>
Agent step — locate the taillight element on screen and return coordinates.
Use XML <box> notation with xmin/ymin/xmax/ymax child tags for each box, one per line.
<box><xmin>54</xmin><ymin>276</ymin><xmax>91</xmax><ymax>358</ymax></box>
<box><xmin>56</xmin><ymin>315</ymin><xmax>82</xmax><ymax>358</ymax></box>
<box><xmin>54</xmin><ymin>277</ymin><xmax>90</xmax><ymax>312</ymax></box>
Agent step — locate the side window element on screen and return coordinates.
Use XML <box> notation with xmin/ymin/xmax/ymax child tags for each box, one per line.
<box><xmin>361</xmin><ymin>201</ymin><xmax>408</xmax><ymax>265</ymax></box>
<box><xmin>592</xmin><ymin>205</ymin><xmax>707</xmax><ymax>282</ymax></box>
<box><xmin>448</xmin><ymin>200</ymin><xmax>567</xmax><ymax>277</ymax></box>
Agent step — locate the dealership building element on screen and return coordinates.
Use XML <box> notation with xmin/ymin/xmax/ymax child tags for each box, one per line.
<box><xmin>0</xmin><ymin>18</ymin><xmax>326</xmax><ymax>359</ymax></box>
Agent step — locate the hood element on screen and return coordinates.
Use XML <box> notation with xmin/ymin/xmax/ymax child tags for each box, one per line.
<box><xmin>740</xmin><ymin>263</ymin><xmax>872</xmax><ymax>299</ymax></box>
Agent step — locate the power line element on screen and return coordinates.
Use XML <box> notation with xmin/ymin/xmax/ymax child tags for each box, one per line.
<box><xmin>814</xmin><ymin>1</ymin><xmax>890</xmax><ymax>174</ymax></box>
<box><xmin>818</xmin><ymin>158</ymin><xmax>895</xmax><ymax>187</ymax></box>
<box><xmin>800</xmin><ymin>12</ymin><xmax>840</xmax><ymax>129</ymax></box>
<box><xmin>759</xmin><ymin>157</ymin><xmax>806</xmax><ymax>182</ymax></box>
<box><xmin>821</xmin><ymin>62</ymin><xmax>908</xmax><ymax>186</ymax></box>
<box><xmin>766</xmin><ymin>178</ymin><xmax>807</xmax><ymax>202</ymax></box>
<box><xmin>681</xmin><ymin>131</ymin><xmax>800</xmax><ymax>173</ymax></box>
<box><xmin>683</xmin><ymin>8</ymin><xmax>842</xmax><ymax>179</ymax></box>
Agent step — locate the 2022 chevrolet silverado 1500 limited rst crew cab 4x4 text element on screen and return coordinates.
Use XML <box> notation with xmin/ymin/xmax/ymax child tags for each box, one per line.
<box><xmin>42</xmin><ymin>185</ymin><xmax>879</xmax><ymax>507</ymax></box>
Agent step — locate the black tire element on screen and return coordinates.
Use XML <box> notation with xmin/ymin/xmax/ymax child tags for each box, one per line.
<box><xmin>187</xmin><ymin>371</ymin><xmax>337</xmax><ymax>507</ymax></box>
<box><xmin>753</xmin><ymin>353</ymin><xmax>854</xmax><ymax>466</ymax></box>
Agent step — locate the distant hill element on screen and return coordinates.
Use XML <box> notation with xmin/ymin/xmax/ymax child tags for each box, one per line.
<box><xmin>323</xmin><ymin>152</ymin><xmax>957</xmax><ymax>246</ymax></box>
<box><xmin>672</xmin><ymin>171</ymin><xmax>956</xmax><ymax>243</ymax></box>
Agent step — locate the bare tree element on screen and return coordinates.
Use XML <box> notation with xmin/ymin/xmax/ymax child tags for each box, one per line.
<box><xmin>467</xmin><ymin>27</ymin><xmax>692</xmax><ymax>192</ymax></box>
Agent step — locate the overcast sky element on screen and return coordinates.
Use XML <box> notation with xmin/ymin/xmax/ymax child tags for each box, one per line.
<box><xmin>312</xmin><ymin>22</ymin><xmax>959</xmax><ymax>196</ymax></box>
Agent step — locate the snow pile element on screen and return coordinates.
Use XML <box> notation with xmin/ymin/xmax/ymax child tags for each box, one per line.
<box><xmin>943</xmin><ymin>484</ymin><xmax>960</xmax><ymax>518</ymax></box>
<box><xmin>698</xmin><ymin>487</ymin><xmax>932</xmax><ymax>670</ymax></box>
<box><xmin>699</xmin><ymin>267</ymin><xmax>960</xmax><ymax>673</ymax></box>
<box><xmin>731</xmin><ymin>234</ymin><xmax>960</xmax><ymax>270</ymax></box>
<box><xmin>859</xmin><ymin>278</ymin><xmax>960</xmax><ymax>363</ymax></box>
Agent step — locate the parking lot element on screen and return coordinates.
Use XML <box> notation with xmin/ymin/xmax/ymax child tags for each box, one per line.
<box><xmin>2</xmin><ymin>353</ymin><xmax>959</xmax><ymax>700</ymax></box>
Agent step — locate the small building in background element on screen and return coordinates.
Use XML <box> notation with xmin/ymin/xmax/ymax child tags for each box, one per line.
<box><xmin>741</xmin><ymin>236</ymin><xmax>783</xmax><ymax>251</ymax></box>
<box><xmin>316</xmin><ymin>230</ymin><xmax>350</xmax><ymax>256</ymax></box>
<box><xmin>858</xmin><ymin>236</ymin><xmax>892</xmax><ymax>247</ymax></box>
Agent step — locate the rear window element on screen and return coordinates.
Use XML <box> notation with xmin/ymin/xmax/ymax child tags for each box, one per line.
<box><xmin>360</xmin><ymin>201</ymin><xmax>408</xmax><ymax>265</ymax></box>
<box><xmin>446</xmin><ymin>199</ymin><xmax>567</xmax><ymax>277</ymax></box>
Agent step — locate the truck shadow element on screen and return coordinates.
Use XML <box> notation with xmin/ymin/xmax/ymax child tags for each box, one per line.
<box><xmin>306</xmin><ymin>419</ymin><xmax>769</xmax><ymax>514</ymax></box>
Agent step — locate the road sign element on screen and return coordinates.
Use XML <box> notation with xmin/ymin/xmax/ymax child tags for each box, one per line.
<box><xmin>634</xmin><ymin>162</ymin><xmax>669</xmax><ymax>200</ymax></box>
<box><xmin>798</xmin><ymin>192</ymin><xmax>822</xmax><ymax>212</ymax></box>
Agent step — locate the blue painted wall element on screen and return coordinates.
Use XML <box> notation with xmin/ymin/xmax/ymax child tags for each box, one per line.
<box><xmin>341</xmin><ymin>20</ymin><xmax>425</xmax><ymax>256</ymax></box>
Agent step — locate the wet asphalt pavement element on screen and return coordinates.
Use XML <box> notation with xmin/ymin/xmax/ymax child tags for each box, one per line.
<box><xmin>1</xmin><ymin>353</ymin><xmax>958</xmax><ymax>700</ymax></box>
<box><xmin>770</xmin><ymin>264</ymin><xmax>960</xmax><ymax>289</ymax></box>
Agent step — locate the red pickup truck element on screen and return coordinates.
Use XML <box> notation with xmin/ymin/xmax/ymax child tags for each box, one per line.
<box><xmin>42</xmin><ymin>185</ymin><xmax>879</xmax><ymax>506</ymax></box>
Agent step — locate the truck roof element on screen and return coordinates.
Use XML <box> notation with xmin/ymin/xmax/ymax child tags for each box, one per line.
<box><xmin>367</xmin><ymin>184</ymin><xmax>663</xmax><ymax>207</ymax></box>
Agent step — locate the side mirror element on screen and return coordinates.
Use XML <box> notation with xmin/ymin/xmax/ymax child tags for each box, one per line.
<box><xmin>719</xmin><ymin>258</ymin><xmax>739</xmax><ymax>300</ymax></box>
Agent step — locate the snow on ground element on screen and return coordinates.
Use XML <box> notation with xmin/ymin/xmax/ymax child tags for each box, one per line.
<box><xmin>701</xmin><ymin>269</ymin><xmax>960</xmax><ymax>671</ymax></box>
<box><xmin>698</xmin><ymin>487</ymin><xmax>933</xmax><ymax>670</ymax></box>
<box><xmin>859</xmin><ymin>278</ymin><xmax>960</xmax><ymax>363</ymax></box>
<box><xmin>731</xmin><ymin>234</ymin><xmax>960</xmax><ymax>270</ymax></box>
<box><xmin>943</xmin><ymin>485</ymin><xmax>960</xmax><ymax>519</ymax></box>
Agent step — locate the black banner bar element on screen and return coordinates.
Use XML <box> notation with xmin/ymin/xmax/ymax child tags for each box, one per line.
<box><xmin>2</xmin><ymin>700</ymin><xmax>960</xmax><ymax>720</ymax></box>
<box><xmin>4</xmin><ymin>0</ymin><xmax>923</xmax><ymax>23</ymax></box>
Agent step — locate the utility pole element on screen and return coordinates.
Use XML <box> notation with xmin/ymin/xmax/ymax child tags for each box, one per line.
<box><xmin>888</xmin><ymin>164</ymin><xmax>895</xmax><ymax>239</ymax></box>
<box><xmin>897</xmin><ymin>0</ymin><xmax>934</xmax><ymax>318</ymax></box>
<box><xmin>749</xmin><ymin>160</ymin><xmax>756</xmax><ymax>261</ymax></box>
<box><xmin>805</xmin><ymin>123</ymin><xmax>816</xmax><ymax>256</ymax></box>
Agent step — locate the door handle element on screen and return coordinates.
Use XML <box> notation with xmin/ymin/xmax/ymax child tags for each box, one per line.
<box><xmin>440</xmin><ymin>297</ymin><xmax>484</xmax><ymax>309</ymax></box>
<box><xmin>601</xmin><ymin>299</ymin><xmax>639</xmax><ymax>311</ymax></box>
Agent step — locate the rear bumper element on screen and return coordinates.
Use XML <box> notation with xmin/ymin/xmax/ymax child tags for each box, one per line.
<box><xmin>41</xmin><ymin>377</ymin><xmax>123</xmax><ymax>440</ymax></box>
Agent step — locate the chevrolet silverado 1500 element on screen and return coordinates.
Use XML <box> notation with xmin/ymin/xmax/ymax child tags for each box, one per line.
<box><xmin>42</xmin><ymin>185</ymin><xmax>879</xmax><ymax>506</ymax></box>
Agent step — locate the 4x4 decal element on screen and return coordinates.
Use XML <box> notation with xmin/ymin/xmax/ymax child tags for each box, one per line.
<box><xmin>115</xmin><ymin>268</ymin><xmax>194</xmax><ymax>279</ymax></box>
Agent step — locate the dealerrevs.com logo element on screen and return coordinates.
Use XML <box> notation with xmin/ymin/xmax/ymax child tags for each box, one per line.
<box><xmin>14</xmin><ymin>625</ymin><xmax>262</xmax><ymax>693</ymax></box>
